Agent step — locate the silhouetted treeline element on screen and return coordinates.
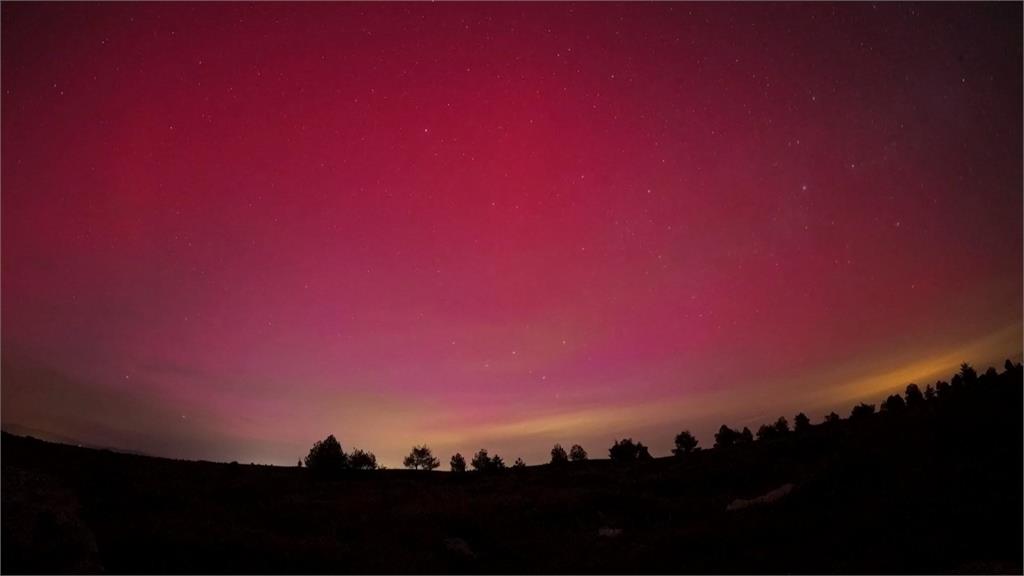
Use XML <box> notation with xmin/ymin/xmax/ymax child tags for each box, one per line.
<box><xmin>303</xmin><ymin>435</ymin><xmax>379</xmax><ymax>475</ymax></box>
<box><xmin>4</xmin><ymin>359</ymin><xmax>1022</xmax><ymax>573</ymax></box>
<box><xmin>303</xmin><ymin>360</ymin><xmax>1023</xmax><ymax>473</ymax></box>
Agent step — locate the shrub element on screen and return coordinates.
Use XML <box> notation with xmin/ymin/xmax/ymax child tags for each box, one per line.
<box><xmin>609</xmin><ymin>438</ymin><xmax>651</xmax><ymax>461</ymax></box>
<box><xmin>349</xmin><ymin>448</ymin><xmax>378</xmax><ymax>470</ymax></box>
<box><xmin>403</xmin><ymin>445</ymin><xmax>440</xmax><ymax>470</ymax></box>
<box><xmin>672</xmin><ymin>430</ymin><xmax>699</xmax><ymax>457</ymax></box>
<box><xmin>850</xmin><ymin>403</ymin><xmax>876</xmax><ymax>421</ymax></box>
<box><xmin>714</xmin><ymin>425</ymin><xmax>741</xmax><ymax>449</ymax></box>
<box><xmin>550</xmin><ymin>444</ymin><xmax>568</xmax><ymax>465</ymax></box>
<box><xmin>569</xmin><ymin>444</ymin><xmax>588</xmax><ymax>461</ymax></box>
<box><xmin>739</xmin><ymin>427</ymin><xmax>754</xmax><ymax>444</ymax></box>
<box><xmin>904</xmin><ymin>383</ymin><xmax>925</xmax><ymax>407</ymax></box>
<box><xmin>304</xmin><ymin>435</ymin><xmax>348</xmax><ymax>474</ymax></box>
<box><xmin>794</xmin><ymin>413</ymin><xmax>811</xmax><ymax>433</ymax></box>
<box><xmin>471</xmin><ymin>449</ymin><xmax>491</xmax><ymax>471</ymax></box>
<box><xmin>774</xmin><ymin>416</ymin><xmax>790</xmax><ymax>434</ymax></box>
<box><xmin>882</xmin><ymin>394</ymin><xmax>906</xmax><ymax>413</ymax></box>
<box><xmin>450</xmin><ymin>452</ymin><xmax>467</xmax><ymax>473</ymax></box>
<box><xmin>924</xmin><ymin>384</ymin><xmax>936</xmax><ymax>401</ymax></box>
<box><xmin>470</xmin><ymin>449</ymin><xmax>506</xmax><ymax>472</ymax></box>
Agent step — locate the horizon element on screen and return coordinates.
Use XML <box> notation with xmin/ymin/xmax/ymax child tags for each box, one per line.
<box><xmin>3</xmin><ymin>353</ymin><xmax>1021</xmax><ymax>469</ymax></box>
<box><xmin>2</xmin><ymin>2</ymin><xmax>1021</xmax><ymax>470</ymax></box>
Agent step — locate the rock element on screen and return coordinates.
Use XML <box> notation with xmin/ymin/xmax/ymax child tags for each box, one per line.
<box><xmin>444</xmin><ymin>537</ymin><xmax>474</xmax><ymax>557</ymax></box>
<box><xmin>726</xmin><ymin>482</ymin><xmax>795</xmax><ymax>511</ymax></box>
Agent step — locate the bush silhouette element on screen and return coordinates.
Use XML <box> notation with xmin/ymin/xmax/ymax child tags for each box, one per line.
<box><xmin>881</xmin><ymin>393</ymin><xmax>906</xmax><ymax>413</ymax></box>
<box><xmin>609</xmin><ymin>438</ymin><xmax>635</xmax><ymax>460</ymax></box>
<box><xmin>672</xmin><ymin>430</ymin><xmax>698</xmax><ymax>457</ymax></box>
<box><xmin>304</xmin><ymin>435</ymin><xmax>348</xmax><ymax>474</ymax></box>
<box><xmin>639</xmin><ymin>443</ymin><xmax>652</xmax><ymax>460</ymax></box>
<box><xmin>924</xmin><ymin>384</ymin><xmax>936</xmax><ymax>401</ymax></box>
<box><xmin>569</xmin><ymin>444</ymin><xmax>588</xmax><ymax>461</ymax></box>
<box><xmin>959</xmin><ymin>363</ymin><xmax>978</xmax><ymax>386</ymax></box>
<box><xmin>550</xmin><ymin>444</ymin><xmax>568</xmax><ymax>465</ymax></box>
<box><xmin>951</xmin><ymin>373</ymin><xmax>964</xmax><ymax>390</ymax></box>
<box><xmin>450</xmin><ymin>452</ymin><xmax>466</xmax><ymax>473</ymax></box>
<box><xmin>513</xmin><ymin>457</ymin><xmax>526</xmax><ymax>469</ymax></box>
<box><xmin>739</xmin><ymin>427</ymin><xmax>754</xmax><ymax>444</ymax></box>
<box><xmin>609</xmin><ymin>438</ymin><xmax>651</xmax><ymax>461</ymax></box>
<box><xmin>470</xmin><ymin>449</ymin><xmax>506</xmax><ymax>472</ymax></box>
<box><xmin>794</xmin><ymin>412</ymin><xmax>811</xmax><ymax>433</ymax></box>
<box><xmin>471</xmin><ymin>449</ymin><xmax>491</xmax><ymax>471</ymax></box>
<box><xmin>714</xmin><ymin>425</ymin><xmax>741</xmax><ymax>448</ymax></box>
<box><xmin>850</xmin><ymin>402</ymin><xmax>876</xmax><ymax>421</ymax></box>
<box><xmin>403</xmin><ymin>445</ymin><xmax>439</xmax><ymax>470</ymax></box>
<box><xmin>774</xmin><ymin>416</ymin><xmax>790</xmax><ymax>434</ymax></box>
<box><xmin>982</xmin><ymin>366</ymin><xmax>999</xmax><ymax>383</ymax></box>
<box><xmin>904</xmin><ymin>383</ymin><xmax>924</xmax><ymax>407</ymax></box>
<box><xmin>349</xmin><ymin>448</ymin><xmax>378</xmax><ymax>470</ymax></box>
<box><xmin>756</xmin><ymin>417</ymin><xmax>789</xmax><ymax>441</ymax></box>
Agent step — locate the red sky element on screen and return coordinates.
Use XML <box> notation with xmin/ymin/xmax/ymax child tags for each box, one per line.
<box><xmin>2</xmin><ymin>2</ymin><xmax>1021</xmax><ymax>467</ymax></box>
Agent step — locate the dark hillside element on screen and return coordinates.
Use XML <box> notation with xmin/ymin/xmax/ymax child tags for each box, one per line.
<box><xmin>3</xmin><ymin>364</ymin><xmax>1022</xmax><ymax>574</ymax></box>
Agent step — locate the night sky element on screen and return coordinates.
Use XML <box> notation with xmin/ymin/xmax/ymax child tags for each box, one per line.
<box><xmin>2</xmin><ymin>2</ymin><xmax>1021</xmax><ymax>467</ymax></box>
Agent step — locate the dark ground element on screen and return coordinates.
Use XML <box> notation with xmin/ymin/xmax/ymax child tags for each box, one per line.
<box><xmin>3</xmin><ymin>372</ymin><xmax>1022</xmax><ymax>574</ymax></box>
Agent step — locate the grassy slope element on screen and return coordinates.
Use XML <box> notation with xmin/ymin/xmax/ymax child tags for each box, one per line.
<box><xmin>3</xmin><ymin>375</ymin><xmax>1022</xmax><ymax>574</ymax></box>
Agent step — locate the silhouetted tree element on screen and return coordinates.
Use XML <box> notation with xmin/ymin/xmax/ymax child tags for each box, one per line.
<box><xmin>936</xmin><ymin>380</ymin><xmax>951</xmax><ymax>399</ymax></box>
<box><xmin>609</xmin><ymin>438</ymin><xmax>650</xmax><ymax>461</ymax></box>
<box><xmin>450</xmin><ymin>452</ymin><xmax>466</xmax><ymax>473</ymax></box>
<box><xmin>672</xmin><ymin>430</ymin><xmax>699</xmax><ymax>457</ymax></box>
<box><xmin>794</xmin><ymin>412</ymin><xmax>811</xmax><ymax>433</ymax></box>
<box><xmin>756</xmin><ymin>417</ymin><xmax>790</xmax><ymax>441</ymax></box>
<box><xmin>739</xmin><ymin>427</ymin><xmax>754</xmax><ymax>444</ymax></box>
<box><xmin>349</xmin><ymin>448</ymin><xmax>378</xmax><ymax>470</ymax></box>
<box><xmin>304</xmin><ymin>434</ymin><xmax>347</xmax><ymax>474</ymax></box>
<box><xmin>774</xmin><ymin>416</ymin><xmax>790</xmax><ymax>434</ymax></box>
<box><xmin>470</xmin><ymin>449</ymin><xmax>506</xmax><ymax>472</ymax></box>
<box><xmin>982</xmin><ymin>366</ymin><xmax>998</xmax><ymax>383</ymax></box>
<box><xmin>403</xmin><ymin>445</ymin><xmax>439</xmax><ymax>470</ymax></box>
<box><xmin>569</xmin><ymin>444</ymin><xmax>588</xmax><ymax>461</ymax></box>
<box><xmin>824</xmin><ymin>412</ymin><xmax>841</xmax><ymax>425</ymax></box>
<box><xmin>637</xmin><ymin>442</ymin><xmax>653</xmax><ymax>460</ymax></box>
<box><xmin>850</xmin><ymin>403</ymin><xmax>876</xmax><ymax>421</ymax></box>
<box><xmin>905</xmin><ymin>383</ymin><xmax>924</xmax><ymax>407</ymax></box>
<box><xmin>959</xmin><ymin>363</ymin><xmax>978</xmax><ymax>386</ymax></box>
<box><xmin>297</xmin><ymin>460</ymin><xmax>302</xmax><ymax>468</ymax></box>
<box><xmin>924</xmin><ymin>384</ymin><xmax>936</xmax><ymax>401</ymax></box>
<box><xmin>550</xmin><ymin>443</ymin><xmax>568</xmax><ymax>465</ymax></box>
<box><xmin>609</xmin><ymin>438</ymin><xmax>635</xmax><ymax>460</ymax></box>
<box><xmin>714</xmin><ymin>425</ymin><xmax>741</xmax><ymax>449</ymax></box>
<box><xmin>471</xmin><ymin>449</ymin><xmax>491</xmax><ymax>471</ymax></box>
<box><xmin>881</xmin><ymin>393</ymin><xmax>906</xmax><ymax>413</ymax></box>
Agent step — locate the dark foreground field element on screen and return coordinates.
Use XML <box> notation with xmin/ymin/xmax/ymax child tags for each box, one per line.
<box><xmin>3</xmin><ymin>370</ymin><xmax>1022</xmax><ymax>574</ymax></box>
